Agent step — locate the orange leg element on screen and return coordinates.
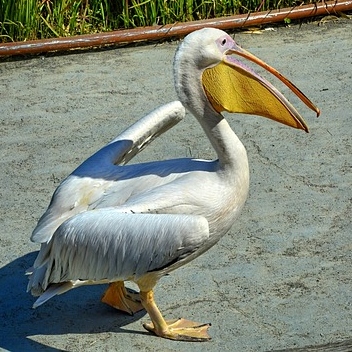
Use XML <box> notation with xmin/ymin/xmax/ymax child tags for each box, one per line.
<box><xmin>101</xmin><ymin>281</ymin><xmax>144</xmax><ymax>315</ymax></box>
<box><xmin>140</xmin><ymin>289</ymin><xmax>211</xmax><ymax>342</ymax></box>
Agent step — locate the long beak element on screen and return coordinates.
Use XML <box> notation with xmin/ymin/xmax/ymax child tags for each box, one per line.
<box><xmin>202</xmin><ymin>43</ymin><xmax>320</xmax><ymax>133</ymax></box>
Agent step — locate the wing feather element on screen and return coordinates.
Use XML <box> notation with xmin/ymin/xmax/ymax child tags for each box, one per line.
<box><xmin>74</xmin><ymin>100</ymin><xmax>185</xmax><ymax>176</ymax></box>
<box><xmin>31</xmin><ymin>101</ymin><xmax>185</xmax><ymax>244</ymax></box>
<box><xmin>28</xmin><ymin>209</ymin><xmax>209</xmax><ymax>297</ymax></box>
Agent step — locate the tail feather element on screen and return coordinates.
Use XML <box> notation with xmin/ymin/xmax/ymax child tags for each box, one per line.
<box><xmin>32</xmin><ymin>282</ymin><xmax>74</xmax><ymax>308</ymax></box>
<box><xmin>31</xmin><ymin>279</ymin><xmax>106</xmax><ymax>308</ymax></box>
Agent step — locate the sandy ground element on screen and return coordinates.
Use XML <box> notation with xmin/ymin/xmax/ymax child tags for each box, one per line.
<box><xmin>0</xmin><ymin>19</ymin><xmax>351</xmax><ymax>352</ymax></box>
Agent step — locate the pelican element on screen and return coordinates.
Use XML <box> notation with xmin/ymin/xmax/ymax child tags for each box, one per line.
<box><xmin>27</xmin><ymin>28</ymin><xmax>319</xmax><ymax>341</ymax></box>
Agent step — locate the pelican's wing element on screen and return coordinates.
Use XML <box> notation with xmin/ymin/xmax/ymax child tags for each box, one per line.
<box><xmin>109</xmin><ymin>100</ymin><xmax>185</xmax><ymax>165</ymax></box>
<box><xmin>31</xmin><ymin>101</ymin><xmax>185</xmax><ymax>244</ymax></box>
<box><xmin>75</xmin><ymin>100</ymin><xmax>185</xmax><ymax>175</ymax></box>
<box><xmin>28</xmin><ymin>209</ymin><xmax>209</xmax><ymax>306</ymax></box>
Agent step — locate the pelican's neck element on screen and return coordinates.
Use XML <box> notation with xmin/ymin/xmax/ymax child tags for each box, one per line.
<box><xmin>199</xmin><ymin>107</ymin><xmax>247</xmax><ymax>172</ymax></box>
<box><xmin>174</xmin><ymin>51</ymin><xmax>247</xmax><ymax>170</ymax></box>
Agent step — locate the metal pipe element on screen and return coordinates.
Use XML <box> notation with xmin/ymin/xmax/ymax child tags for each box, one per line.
<box><xmin>1</xmin><ymin>0</ymin><xmax>351</xmax><ymax>57</ymax></box>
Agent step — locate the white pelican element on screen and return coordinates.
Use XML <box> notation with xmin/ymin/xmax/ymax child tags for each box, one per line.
<box><xmin>27</xmin><ymin>28</ymin><xmax>319</xmax><ymax>341</ymax></box>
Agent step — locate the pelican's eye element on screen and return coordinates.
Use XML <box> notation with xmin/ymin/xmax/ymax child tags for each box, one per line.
<box><xmin>221</xmin><ymin>38</ymin><xmax>227</xmax><ymax>46</ymax></box>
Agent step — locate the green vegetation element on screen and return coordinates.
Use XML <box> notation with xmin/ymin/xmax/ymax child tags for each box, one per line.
<box><xmin>0</xmin><ymin>0</ymin><xmax>312</xmax><ymax>43</ymax></box>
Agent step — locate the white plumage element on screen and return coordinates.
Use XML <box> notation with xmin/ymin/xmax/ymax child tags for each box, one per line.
<box><xmin>27</xmin><ymin>28</ymin><xmax>319</xmax><ymax>341</ymax></box>
<box><xmin>29</xmin><ymin>212</ymin><xmax>209</xmax><ymax>304</ymax></box>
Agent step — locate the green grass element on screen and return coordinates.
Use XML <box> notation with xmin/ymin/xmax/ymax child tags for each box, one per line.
<box><xmin>0</xmin><ymin>0</ymin><xmax>314</xmax><ymax>43</ymax></box>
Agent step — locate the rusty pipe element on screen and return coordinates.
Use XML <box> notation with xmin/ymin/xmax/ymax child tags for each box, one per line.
<box><xmin>0</xmin><ymin>0</ymin><xmax>351</xmax><ymax>57</ymax></box>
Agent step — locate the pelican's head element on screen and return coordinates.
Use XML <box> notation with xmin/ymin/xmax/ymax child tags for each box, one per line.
<box><xmin>174</xmin><ymin>28</ymin><xmax>320</xmax><ymax>132</ymax></box>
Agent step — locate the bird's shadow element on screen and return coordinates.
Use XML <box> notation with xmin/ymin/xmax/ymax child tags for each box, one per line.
<box><xmin>0</xmin><ymin>251</ymin><xmax>148</xmax><ymax>352</ymax></box>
